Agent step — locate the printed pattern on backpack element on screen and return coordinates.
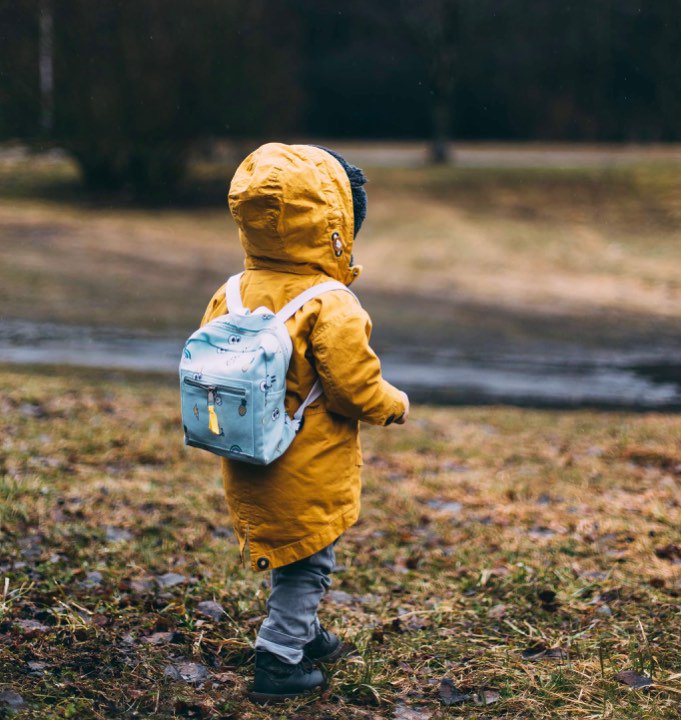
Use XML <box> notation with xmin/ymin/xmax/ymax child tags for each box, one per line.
<box><xmin>179</xmin><ymin>272</ymin><xmax>355</xmax><ymax>465</ymax></box>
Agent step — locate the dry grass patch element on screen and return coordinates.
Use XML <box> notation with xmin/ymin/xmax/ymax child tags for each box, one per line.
<box><xmin>0</xmin><ymin>155</ymin><xmax>679</xmax><ymax>333</ymax></box>
<box><xmin>0</xmin><ymin>366</ymin><xmax>679</xmax><ymax>719</ymax></box>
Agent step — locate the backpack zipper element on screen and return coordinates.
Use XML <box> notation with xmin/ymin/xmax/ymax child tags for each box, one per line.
<box><xmin>184</xmin><ymin>378</ymin><xmax>246</xmax><ymax>396</ymax></box>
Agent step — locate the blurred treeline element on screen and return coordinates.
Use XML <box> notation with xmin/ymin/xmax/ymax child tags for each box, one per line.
<box><xmin>1</xmin><ymin>0</ymin><xmax>679</xmax><ymax>193</ymax></box>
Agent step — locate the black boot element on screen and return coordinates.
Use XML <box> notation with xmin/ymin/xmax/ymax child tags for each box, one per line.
<box><xmin>303</xmin><ymin>625</ymin><xmax>352</xmax><ymax>663</ymax></box>
<box><xmin>248</xmin><ymin>650</ymin><xmax>326</xmax><ymax>704</ymax></box>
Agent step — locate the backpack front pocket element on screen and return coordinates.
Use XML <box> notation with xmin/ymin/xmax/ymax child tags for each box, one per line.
<box><xmin>182</xmin><ymin>377</ymin><xmax>255</xmax><ymax>458</ymax></box>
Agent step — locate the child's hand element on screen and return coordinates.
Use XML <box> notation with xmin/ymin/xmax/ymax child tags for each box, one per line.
<box><xmin>395</xmin><ymin>391</ymin><xmax>410</xmax><ymax>424</ymax></box>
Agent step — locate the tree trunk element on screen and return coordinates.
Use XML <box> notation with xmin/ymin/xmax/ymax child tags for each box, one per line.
<box><xmin>39</xmin><ymin>0</ymin><xmax>54</xmax><ymax>135</ymax></box>
<box><xmin>430</xmin><ymin>98</ymin><xmax>451</xmax><ymax>164</ymax></box>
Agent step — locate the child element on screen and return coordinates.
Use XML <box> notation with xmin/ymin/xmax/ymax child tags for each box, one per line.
<box><xmin>200</xmin><ymin>143</ymin><xmax>409</xmax><ymax>703</ymax></box>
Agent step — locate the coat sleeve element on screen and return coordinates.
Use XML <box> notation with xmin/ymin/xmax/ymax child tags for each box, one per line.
<box><xmin>310</xmin><ymin>293</ymin><xmax>406</xmax><ymax>426</ymax></box>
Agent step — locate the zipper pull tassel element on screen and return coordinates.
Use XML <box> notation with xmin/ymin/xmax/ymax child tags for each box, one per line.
<box><xmin>207</xmin><ymin>389</ymin><xmax>220</xmax><ymax>435</ymax></box>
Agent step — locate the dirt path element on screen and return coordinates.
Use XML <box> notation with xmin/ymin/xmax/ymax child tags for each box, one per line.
<box><xmin>317</xmin><ymin>141</ymin><xmax>681</xmax><ymax>168</ymax></box>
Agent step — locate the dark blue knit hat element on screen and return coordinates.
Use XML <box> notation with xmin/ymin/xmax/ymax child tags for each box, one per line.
<box><xmin>311</xmin><ymin>145</ymin><xmax>367</xmax><ymax>237</ymax></box>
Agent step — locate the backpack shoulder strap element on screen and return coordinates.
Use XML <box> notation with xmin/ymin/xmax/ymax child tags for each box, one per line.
<box><xmin>276</xmin><ymin>280</ymin><xmax>356</xmax><ymax>323</ymax></box>
<box><xmin>276</xmin><ymin>279</ymin><xmax>358</xmax><ymax>431</ymax></box>
<box><xmin>225</xmin><ymin>272</ymin><xmax>246</xmax><ymax>313</ymax></box>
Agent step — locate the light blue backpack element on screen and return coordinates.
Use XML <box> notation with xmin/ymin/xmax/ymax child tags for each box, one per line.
<box><xmin>179</xmin><ymin>272</ymin><xmax>355</xmax><ymax>465</ymax></box>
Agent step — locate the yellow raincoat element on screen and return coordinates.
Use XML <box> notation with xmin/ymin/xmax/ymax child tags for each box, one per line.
<box><xmin>201</xmin><ymin>143</ymin><xmax>406</xmax><ymax>571</ymax></box>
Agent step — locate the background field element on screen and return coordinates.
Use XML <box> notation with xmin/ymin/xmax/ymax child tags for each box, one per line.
<box><xmin>1</xmin><ymin>146</ymin><xmax>680</xmax><ymax>719</ymax></box>
<box><xmin>1</xmin><ymin>145</ymin><xmax>680</xmax><ymax>340</ymax></box>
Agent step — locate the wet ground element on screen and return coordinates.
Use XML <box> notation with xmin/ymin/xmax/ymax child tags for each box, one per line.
<box><xmin>2</xmin><ymin>292</ymin><xmax>679</xmax><ymax>411</ymax></box>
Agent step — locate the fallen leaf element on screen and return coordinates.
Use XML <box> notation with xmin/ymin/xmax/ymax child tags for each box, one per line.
<box><xmin>393</xmin><ymin>703</ymin><xmax>432</xmax><ymax>720</ymax></box>
<box><xmin>521</xmin><ymin>643</ymin><xmax>567</xmax><ymax>661</ymax></box>
<box><xmin>0</xmin><ymin>690</ymin><xmax>25</xmax><ymax>710</ymax></box>
<box><xmin>474</xmin><ymin>689</ymin><xmax>500</xmax><ymax>705</ymax></box>
<box><xmin>210</xmin><ymin>525</ymin><xmax>233</xmax><ymax>538</ymax></box>
<box><xmin>538</xmin><ymin>588</ymin><xmax>559</xmax><ymax>610</ymax></box>
<box><xmin>392</xmin><ymin>608</ymin><xmax>430</xmax><ymax>633</ymax></box>
<box><xmin>614</xmin><ymin>670</ymin><xmax>653</xmax><ymax>689</ymax></box>
<box><xmin>196</xmin><ymin>600</ymin><xmax>226</xmax><ymax>621</ymax></box>
<box><xmin>163</xmin><ymin>661</ymin><xmax>209</xmax><ymax>684</ymax></box>
<box><xmin>487</xmin><ymin>603</ymin><xmax>507</xmax><ymax>619</ymax></box>
<box><xmin>19</xmin><ymin>402</ymin><xmax>45</xmax><ymax>418</ymax></box>
<box><xmin>129</xmin><ymin>577</ymin><xmax>155</xmax><ymax>593</ymax></box>
<box><xmin>18</xmin><ymin>536</ymin><xmax>42</xmax><ymax>559</ymax></box>
<box><xmin>156</xmin><ymin>572</ymin><xmax>187</xmax><ymax>588</ymax></box>
<box><xmin>438</xmin><ymin>677</ymin><xmax>469</xmax><ymax>705</ymax></box>
<box><xmin>14</xmin><ymin>619</ymin><xmax>51</xmax><ymax>635</ymax></box>
<box><xmin>327</xmin><ymin>590</ymin><xmax>354</xmax><ymax>605</ymax></box>
<box><xmin>426</xmin><ymin>499</ymin><xmax>462</xmax><ymax>515</ymax></box>
<box><xmin>142</xmin><ymin>631</ymin><xmax>175</xmax><ymax>645</ymax></box>
<box><xmin>528</xmin><ymin>526</ymin><xmax>556</xmax><ymax>539</ymax></box>
<box><xmin>213</xmin><ymin>671</ymin><xmax>238</xmax><ymax>683</ymax></box>
<box><xmin>105</xmin><ymin>526</ymin><xmax>132</xmax><ymax>542</ymax></box>
<box><xmin>654</xmin><ymin>544</ymin><xmax>680</xmax><ymax>563</ymax></box>
<box><xmin>538</xmin><ymin>589</ymin><xmax>557</xmax><ymax>604</ymax></box>
<box><xmin>174</xmin><ymin>699</ymin><xmax>209</xmax><ymax>718</ymax></box>
<box><xmin>81</xmin><ymin>570</ymin><xmax>103</xmax><ymax>588</ymax></box>
<box><xmin>27</xmin><ymin>661</ymin><xmax>48</xmax><ymax>676</ymax></box>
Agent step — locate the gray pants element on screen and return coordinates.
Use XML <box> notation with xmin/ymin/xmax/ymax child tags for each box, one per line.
<box><xmin>254</xmin><ymin>542</ymin><xmax>336</xmax><ymax>664</ymax></box>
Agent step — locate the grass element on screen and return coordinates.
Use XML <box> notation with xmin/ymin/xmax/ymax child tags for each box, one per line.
<box><xmin>0</xmin><ymin>147</ymin><xmax>680</xmax><ymax>335</ymax></box>
<box><xmin>1</xmin><ymin>365</ymin><xmax>680</xmax><ymax>719</ymax></box>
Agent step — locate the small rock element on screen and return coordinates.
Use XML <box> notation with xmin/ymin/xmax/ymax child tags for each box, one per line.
<box><xmin>196</xmin><ymin>600</ymin><xmax>226</xmax><ymax>621</ymax></box>
<box><xmin>0</xmin><ymin>690</ymin><xmax>25</xmax><ymax>710</ymax></box>
<box><xmin>163</xmin><ymin>661</ymin><xmax>209</xmax><ymax>684</ymax></box>
<box><xmin>596</xmin><ymin>604</ymin><xmax>612</xmax><ymax>616</ymax></box>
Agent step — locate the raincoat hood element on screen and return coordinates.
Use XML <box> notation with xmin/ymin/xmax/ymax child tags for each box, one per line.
<box><xmin>228</xmin><ymin>143</ymin><xmax>362</xmax><ymax>285</ymax></box>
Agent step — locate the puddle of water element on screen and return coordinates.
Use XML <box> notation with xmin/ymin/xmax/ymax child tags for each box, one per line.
<box><xmin>382</xmin><ymin>353</ymin><xmax>681</xmax><ymax>410</ymax></box>
<box><xmin>0</xmin><ymin>320</ymin><xmax>679</xmax><ymax>411</ymax></box>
